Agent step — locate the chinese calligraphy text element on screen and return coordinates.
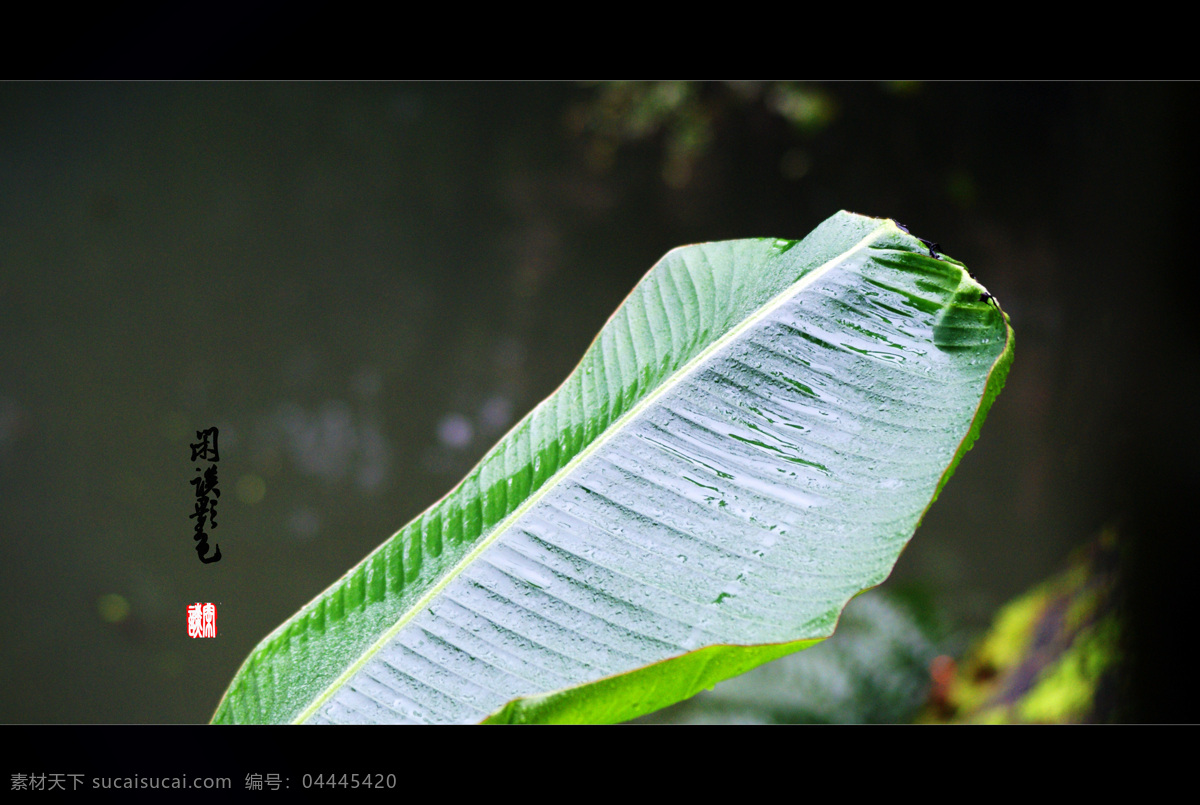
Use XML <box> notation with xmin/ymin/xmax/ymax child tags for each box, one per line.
<box><xmin>189</xmin><ymin>427</ymin><xmax>222</xmax><ymax>564</ymax></box>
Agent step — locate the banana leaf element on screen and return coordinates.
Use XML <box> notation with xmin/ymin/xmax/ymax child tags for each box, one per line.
<box><xmin>212</xmin><ymin>211</ymin><xmax>1013</xmax><ymax>724</ymax></box>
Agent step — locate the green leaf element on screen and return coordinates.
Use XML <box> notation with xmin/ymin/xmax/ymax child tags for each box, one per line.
<box><xmin>212</xmin><ymin>211</ymin><xmax>1013</xmax><ymax>725</ymax></box>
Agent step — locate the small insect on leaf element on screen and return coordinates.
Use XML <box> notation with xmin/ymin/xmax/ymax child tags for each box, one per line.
<box><xmin>918</xmin><ymin>238</ymin><xmax>942</xmax><ymax>260</ymax></box>
<box><xmin>892</xmin><ymin>221</ymin><xmax>941</xmax><ymax>259</ymax></box>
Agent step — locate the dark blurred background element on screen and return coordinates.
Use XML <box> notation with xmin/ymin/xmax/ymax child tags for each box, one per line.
<box><xmin>1</xmin><ymin>82</ymin><xmax>1195</xmax><ymax>723</ymax></box>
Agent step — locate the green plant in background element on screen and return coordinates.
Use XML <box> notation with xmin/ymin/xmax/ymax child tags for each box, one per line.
<box><xmin>568</xmin><ymin>81</ymin><xmax>840</xmax><ymax>187</ymax></box>
<box><xmin>636</xmin><ymin>588</ymin><xmax>944</xmax><ymax>724</ymax></box>
<box><xmin>211</xmin><ymin>211</ymin><xmax>1013</xmax><ymax>725</ymax></box>
<box><xmin>920</xmin><ymin>532</ymin><xmax>1123</xmax><ymax>724</ymax></box>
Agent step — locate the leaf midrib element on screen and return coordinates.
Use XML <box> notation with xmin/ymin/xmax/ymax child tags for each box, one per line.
<box><xmin>293</xmin><ymin>223</ymin><xmax>893</xmax><ymax>724</ymax></box>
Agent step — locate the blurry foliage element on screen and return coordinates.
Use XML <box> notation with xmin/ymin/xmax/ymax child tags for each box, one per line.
<box><xmin>634</xmin><ymin>589</ymin><xmax>944</xmax><ymax>724</ymax></box>
<box><xmin>567</xmin><ymin>81</ymin><xmax>848</xmax><ymax>188</ymax></box>
<box><xmin>921</xmin><ymin>532</ymin><xmax>1124</xmax><ymax>724</ymax></box>
<box><xmin>636</xmin><ymin>533</ymin><xmax>1124</xmax><ymax>724</ymax></box>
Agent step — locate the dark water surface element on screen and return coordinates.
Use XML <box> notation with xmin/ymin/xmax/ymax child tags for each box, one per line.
<box><xmin>1</xmin><ymin>83</ymin><xmax>1193</xmax><ymax>722</ymax></box>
